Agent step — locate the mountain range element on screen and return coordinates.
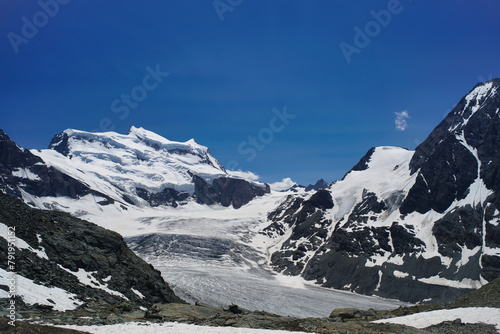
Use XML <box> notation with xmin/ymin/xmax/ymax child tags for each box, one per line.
<box><xmin>264</xmin><ymin>79</ymin><xmax>500</xmax><ymax>303</ymax></box>
<box><xmin>0</xmin><ymin>79</ymin><xmax>499</xmax><ymax>313</ymax></box>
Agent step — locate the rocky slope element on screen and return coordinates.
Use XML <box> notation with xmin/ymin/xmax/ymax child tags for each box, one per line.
<box><xmin>0</xmin><ymin>129</ymin><xmax>111</xmax><ymax>208</ymax></box>
<box><xmin>261</xmin><ymin>79</ymin><xmax>500</xmax><ymax>303</ymax></box>
<box><xmin>0</xmin><ymin>127</ymin><xmax>270</xmax><ymax>216</ymax></box>
<box><xmin>0</xmin><ymin>191</ymin><xmax>183</xmax><ymax>312</ymax></box>
<box><xmin>4</xmin><ymin>279</ymin><xmax>500</xmax><ymax>334</ymax></box>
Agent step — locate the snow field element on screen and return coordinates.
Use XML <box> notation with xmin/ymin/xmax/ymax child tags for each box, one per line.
<box><xmin>373</xmin><ymin>307</ymin><xmax>500</xmax><ymax>330</ymax></box>
<box><xmin>57</xmin><ymin>322</ymin><xmax>316</xmax><ymax>334</ymax></box>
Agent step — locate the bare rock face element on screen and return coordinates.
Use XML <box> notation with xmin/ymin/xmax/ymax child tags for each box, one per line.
<box><xmin>262</xmin><ymin>79</ymin><xmax>500</xmax><ymax>303</ymax></box>
<box><xmin>0</xmin><ymin>130</ymin><xmax>111</xmax><ymax>206</ymax></box>
<box><xmin>193</xmin><ymin>176</ymin><xmax>270</xmax><ymax>208</ymax></box>
<box><xmin>0</xmin><ymin>191</ymin><xmax>183</xmax><ymax>312</ymax></box>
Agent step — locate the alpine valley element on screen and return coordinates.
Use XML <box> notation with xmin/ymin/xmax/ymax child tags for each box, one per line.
<box><xmin>1</xmin><ymin>79</ymin><xmax>500</xmax><ymax>324</ymax></box>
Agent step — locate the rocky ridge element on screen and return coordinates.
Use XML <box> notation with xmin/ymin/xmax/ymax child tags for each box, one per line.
<box><xmin>261</xmin><ymin>79</ymin><xmax>500</xmax><ymax>303</ymax></box>
<box><xmin>0</xmin><ymin>191</ymin><xmax>183</xmax><ymax>314</ymax></box>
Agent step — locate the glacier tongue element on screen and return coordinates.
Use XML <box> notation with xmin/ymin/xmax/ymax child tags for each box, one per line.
<box><xmin>124</xmin><ymin>192</ymin><xmax>408</xmax><ymax>318</ymax></box>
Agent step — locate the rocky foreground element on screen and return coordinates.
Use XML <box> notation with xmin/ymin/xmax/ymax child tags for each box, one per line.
<box><xmin>2</xmin><ymin>276</ymin><xmax>499</xmax><ymax>334</ymax></box>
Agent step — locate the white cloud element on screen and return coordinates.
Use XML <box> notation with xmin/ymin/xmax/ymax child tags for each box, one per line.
<box><xmin>269</xmin><ymin>177</ymin><xmax>297</xmax><ymax>191</ymax></box>
<box><xmin>226</xmin><ymin>170</ymin><xmax>260</xmax><ymax>181</ymax></box>
<box><xmin>395</xmin><ymin>110</ymin><xmax>410</xmax><ymax>131</ymax></box>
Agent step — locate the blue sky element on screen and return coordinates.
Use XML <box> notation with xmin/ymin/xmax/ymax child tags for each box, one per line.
<box><xmin>1</xmin><ymin>1</ymin><xmax>499</xmax><ymax>185</ymax></box>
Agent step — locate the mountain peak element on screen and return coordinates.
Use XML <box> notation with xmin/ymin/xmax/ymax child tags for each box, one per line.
<box><xmin>305</xmin><ymin>178</ymin><xmax>329</xmax><ymax>192</ymax></box>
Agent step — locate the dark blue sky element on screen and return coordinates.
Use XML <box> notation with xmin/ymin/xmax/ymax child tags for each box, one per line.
<box><xmin>1</xmin><ymin>1</ymin><xmax>499</xmax><ymax>185</ymax></box>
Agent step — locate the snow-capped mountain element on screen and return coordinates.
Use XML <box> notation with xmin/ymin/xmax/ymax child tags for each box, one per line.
<box><xmin>0</xmin><ymin>129</ymin><xmax>110</xmax><ymax>206</ymax></box>
<box><xmin>0</xmin><ymin>126</ymin><xmax>270</xmax><ymax>216</ymax></box>
<box><xmin>260</xmin><ymin>79</ymin><xmax>500</xmax><ymax>303</ymax></box>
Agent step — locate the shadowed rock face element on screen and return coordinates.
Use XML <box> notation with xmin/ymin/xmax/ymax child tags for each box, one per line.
<box><xmin>305</xmin><ymin>179</ymin><xmax>330</xmax><ymax>192</ymax></box>
<box><xmin>263</xmin><ymin>79</ymin><xmax>500</xmax><ymax>303</ymax></box>
<box><xmin>401</xmin><ymin>79</ymin><xmax>500</xmax><ymax>214</ymax></box>
<box><xmin>0</xmin><ymin>130</ymin><xmax>112</xmax><ymax>206</ymax></box>
<box><xmin>193</xmin><ymin>176</ymin><xmax>270</xmax><ymax>209</ymax></box>
<box><xmin>0</xmin><ymin>191</ymin><xmax>183</xmax><ymax>311</ymax></box>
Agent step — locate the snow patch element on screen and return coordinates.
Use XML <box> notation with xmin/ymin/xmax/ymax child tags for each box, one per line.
<box><xmin>58</xmin><ymin>265</ymin><xmax>129</xmax><ymax>300</ymax></box>
<box><xmin>455</xmin><ymin>245</ymin><xmax>481</xmax><ymax>270</ymax></box>
<box><xmin>226</xmin><ymin>170</ymin><xmax>260</xmax><ymax>181</ymax></box>
<box><xmin>57</xmin><ymin>322</ymin><xmax>315</xmax><ymax>334</ymax></box>
<box><xmin>273</xmin><ymin>273</ymin><xmax>306</xmax><ymax>290</ymax></box>
<box><xmin>373</xmin><ymin>307</ymin><xmax>500</xmax><ymax>330</ymax></box>
<box><xmin>393</xmin><ymin>270</ymin><xmax>409</xmax><ymax>279</ymax></box>
<box><xmin>0</xmin><ymin>222</ymin><xmax>48</xmax><ymax>260</ymax></box>
<box><xmin>417</xmin><ymin>275</ymin><xmax>483</xmax><ymax>289</ymax></box>
<box><xmin>12</xmin><ymin>167</ymin><xmax>41</xmax><ymax>181</ymax></box>
<box><xmin>0</xmin><ymin>268</ymin><xmax>83</xmax><ymax>311</ymax></box>
<box><xmin>131</xmin><ymin>288</ymin><xmax>145</xmax><ymax>299</ymax></box>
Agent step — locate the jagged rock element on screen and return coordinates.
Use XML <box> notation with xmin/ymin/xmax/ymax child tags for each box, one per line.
<box><xmin>193</xmin><ymin>176</ymin><xmax>270</xmax><ymax>208</ymax></box>
<box><xmin>0</xmin><ymin>130</ymin><xmax>112</xmax><ymax>206</ymax></box>
<box><xmin>0</xmin><ymin>192</ymin><xmax>183</xmax><ymax>312</ymax></box>
<box><xmin>305</xmin><ymin>179</ymin><xmax>329</xmax><ymax>192</ymax></box>
<box><xmin>262</xmin><ymin>79</ymin><xmax>500</xmax><ymax>303</ymax></box>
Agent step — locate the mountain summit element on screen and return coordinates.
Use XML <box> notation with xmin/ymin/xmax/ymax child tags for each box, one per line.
<box><xmin>0</xmin><ymin>127</ymin><xmax>270</xmax><ymax>216</ymax></box>
<box><xmin>262</xmin><ymin>79</ymin><xmax>500</xmax><ymax>303</ymax></box>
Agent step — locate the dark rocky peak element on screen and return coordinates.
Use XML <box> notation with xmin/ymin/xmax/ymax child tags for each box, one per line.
<box><xmin>48</xmin><ymin>131</ymin><xmax>71</xmax><ymax>156</ymax></box>
<box><xmin>304</xmin><ymin>189</ymin><xmax>334</xmax><ymax>211</ymax></box>
<box><xmin>192</xmin><ymin>175</ymin><xmax>270</xmax><ymax>209</ymax></box>
<box><xmin>410</xmin><ymin>79</ymin><xmax>499</xmax><ymax>173</ymax></box>
<box><xmin>305</xmin><ymin>178</ymin><xmax>330</xmax><ymax>192</ymax></box>
<box><xmin>342</xmin><ymin>147</ymin><xmax>376</xmax><ymax>180</ymax></box>
<box><xmin>0</xmin><ymin>129</ymin><xmax>111</xmax><ymax>205</ymax></box>
<box><xmin>401</xmin><ymin>79</ymin><xmax>500</xmax><ymax>214</ymax></box>
<box><xmin>0</xmin><ymin>129</ymin><xmax>43</xmax><ymax>168</ymax></box>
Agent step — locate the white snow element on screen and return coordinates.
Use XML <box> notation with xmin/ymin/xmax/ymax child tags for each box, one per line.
<box><xmin>0</xmin><ymin>222</ymin><xmax>48</xmax><ymax>260</ymax></box>
<box><xmin>273</xmin><ymin>273</ymin><xmax>306</xmax><ymax>290</ymax></box>
<box><xmin>329</xmin><ymin>147</ymin><xmax>417</xmax><ymax>230</ymax></box>
<box><xmin>374</xmin><ymin>270</ymin><xmax>383</xmax><ymax>291</ymax></box>
<box><xmin>30</xmin><ymin>127</ymin><xmax>237</xmax><ymax>211</ymax></box>
<box><xmin>131</xmin><ymin>288</ymin><xmax>145</xmax><ymax>299</ymax></box>
<box><xmin>461</xmin><ymin>82</ymin><xmax>496</xmax><ymax>125</ymax></box>
<box><xmin>122</xmin><ymin>194</ymin><xmax>406</xmax><ymax>318</ymax></box>
<box><xmin>455</xmin><ymin>245</ymin><xmax>481</xmax><ymax>270</ymax></box>
<box><xmin>393</xmin><ymin>270</ymin><xmax>409</xmax><ymax>279</ymax></box>
<box><xmin>0</xmin><ymin>268</ymin><xmax>83</xmax><ymax>311</ymax></box>
<box><xmin>12</xmin><ymin>167</ymin><xmax>41</xmax><ymax>181</ymax></box>
<box><xmin>58</xmin><ymin>265</ymin><xmax>129</xmax><ymax>300</ymax></box>
<box><xmin>57</xmin><ymin>322</ymin><xmax>315</xmax><ymax>334</ymax></box>
<box><xmin>226</xmin><ymin>170</ymin><xmax>260</xmax><ymax>181</ymax></box>
<box><xmin>417</xmin><ymin>276</ymin><xmax>483</xmax><ymax>290</ymax></box>
<box><xmin>373</xmin><ymin>307</ymin><xmax>500</xmax><ymax>330</ymax></box>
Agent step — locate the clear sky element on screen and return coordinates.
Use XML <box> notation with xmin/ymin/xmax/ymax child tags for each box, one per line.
<box><xmin>1</xmin><ymin>1</ymin><xmax>499</xmax><ymax>185</ymax></box>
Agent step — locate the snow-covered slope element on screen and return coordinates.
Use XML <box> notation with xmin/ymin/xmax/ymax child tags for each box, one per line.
<box><xmin>260</xmin><ymin>79</ymin><xmax>500</xmax><ymax>303</ymax></box>
<box><xmin>0</xmin><ymin>126</ymin><xmax>270</xmax><ymax>216</ymax></box>
<box><xmin>42</xmin><ymin>126</ymin><xmax>227</xmax><ymax>195</ymax></box>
